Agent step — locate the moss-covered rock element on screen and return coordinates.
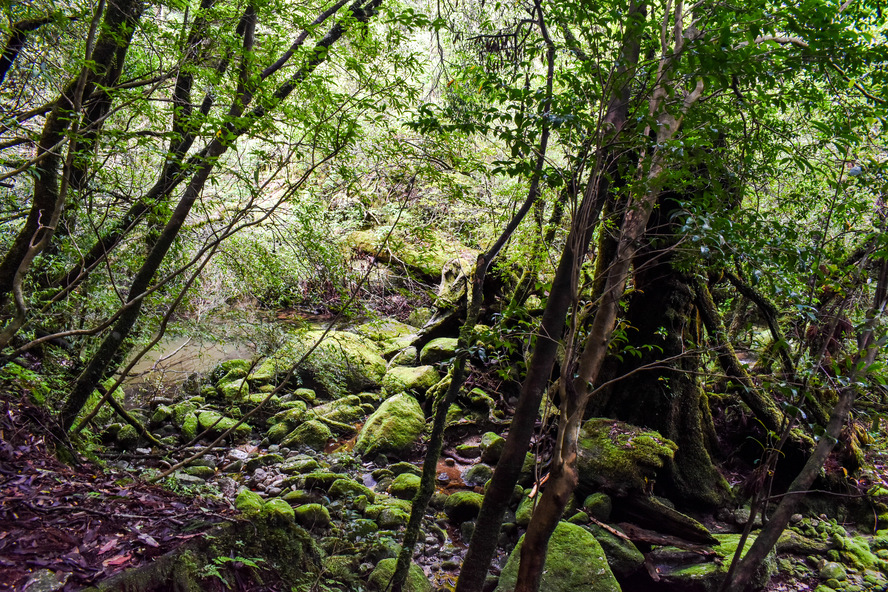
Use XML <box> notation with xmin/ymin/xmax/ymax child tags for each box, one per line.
<box><xmin>464</xmin><ymin>463</ymin><xmax>493</xmax><ymax>486</ymax></box>
<box><xmin>294</xmin><ymin>503</ymin><xmax>331</xmax><ymax>529</ymax></box>
<box><xmin>329</xmin><ymin>478</ymin><xmax>376</xmax><ymax>502</ymax></box>
<box><xmin>280</xmin><ymin>457</ymin><xmax>321</xmax><ymax>474</ymax></box>
<box><xmin>250</xmin><ymin>330</ymin><xmax>386</xmax><ymax>397</ymax></box>
<box><xmin>151</xmin><ymin>404</ymin><xmax>172</xmax><ymax>425</ymax></box>
<box><xmin>480</xmin><ymin>431</ymin><xmax>505</xmax><ymax>464</ymax></box>
<box><xmin>181</xmin><ymin>412</ymin><xmax>198</xmax><ymax>441</ymax></box>
<box><xmin>419</xmin><ymin>337</ymin><xmax>458</xmax><ymax>364</ymax></box>
<box><xmin>197</xmin><ymin>411</ymin><xmax>251</xmax><ymax>440</ymax></box>
<box><xmin>354</xmin><ymin>393</ymin><xmax>425</xmax><ymax>459</ymax></box>
<box><xmin>495</xmin><ymin>521</ymin><xmax>620</xmax><ymax>592</ymax></box>
<box><xmin>582</xmin><ymin>493</ymin><xmax>612</xmax><ymax>522</ymax></box>
<box><xmin>577</xmin><ymin>418</ymin><xmax>677</xmax><ymax>496</ymax></box>
<box><xmin>585</xmin><ymin>523</ymin><xmax>645</xmax><ymax>577</ymax></box>
<box><xmin>280</xmin><ymin>419</ymin><xmax>332</xmax><ymax>452</ymax></box>
<box><xmin>209</xmin><ymin>359</ymin><xmax>253</xmax><ymax>383</ymax></box>
<box><xmin>216</xmin><ymin>377</ymin><xmax>249</xmax><ymax>401</ymax></box>
<box><xmin>116</xmin><ymin>424</ymin><xmax>139</xmax><ymax>449</ymax></box>
<box><xmin>516</xmin><ymin>494</ymin><xmax>535</xmax><ymax>527</ymax></box>
<box><xmin>389</xmin><ymin>473</ymin><xmax>421</xmax><ymax>500</ymax></box>
<box><xmin>444</xmin><ymin>491</ymin><xmax>484</xmax><ymax>524</ymax></box>
<box><xmin>368</xmin><ymin>557</ymin><xmax>432</xmax><ymax>592</ymax></box>
<box><xmin>653</xmin><ymin>533</ymin><xmax>777</xmax><ymax>592</ymax></box>
<box><xmin>348</xmin><ymin>227</ymin><xmax>474</xmax><ymax>283</ymax></box>
<box><xmin>309</xmin><ymin>395</ymin><xmax>371</xmax><ymax>427</ymax></box>
<box><xmin>235</xmin><ymin>489</ymin><xmax>264</xmax><ymax>516</ymax></box>
<box><xmin>262</xmin><ymin>498</ymin><xmax>295</xmax><ymax>523</ymax></box>
<box><xmin>382</xmin><ymin>365</ymin><xmax>440</xmax><ymax>396</ymax></box>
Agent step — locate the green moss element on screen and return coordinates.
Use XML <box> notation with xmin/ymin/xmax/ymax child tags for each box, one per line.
<box><xmin>444</xmin><ymin>491</ymin><xmax>484</xmax><ymax>524</ymax></box>
<box><xmin>577</xmin><ymin>418</ymin><xmax>677</xmax><ymax>495</ymax></box>
<box><xmin>294</xmin><ymin>503</ymin><xmax>331</xmax><ymax>529</ymax></box>
<box><xmin>328</xmin><ymin>478</ymin><xmax>376</xmax><ymax>502</ymax></box>
<box><xmin>262</xmin><ymin>498</ymin><xmax>295</xmax><ymax>523</ymax></box>
<box><xmin>280</xmin><ymin>419</ymin><xmax>332</xmax><ymax>451</ymax></box>
<box><xmin>197</xmin><ymin>410</ymin><xmax>251</xmax><ymax>439</ymax></box>
<box><xmin>382</xmin><ymin>365</ymin><xmax>440</xmax><ymax>396</ymax></box>
<box><xmin>495</xmin><ymin>522</ymin><xmax>620</xmax><ymax>592</ymax></box>
<box><xmin>354</xmin><ymin>393</ymin><xmax>425</xmax><ymax>458</ymax></box>
<box><xmin>661</xmin><ymin>533</ymin><xmax>777</xmax><ymax>592</ymax></box>
<box><xmin>368</xmin><ymin>557</ymin><xmax>432</xmax><ymax>592</ymax></box>
<box><xmin>419</xmin><ymin>337</ymin><xmax>458</xmax><ymax>364</ymax></box>
<box><xmin>250</xmin><ymin>330</ymin><xmax>385</xmax><ymax>397</ymax></box>
<box><xmin>235</xmin><ymin>489</ymin><xmax>264</xmax><ymax>516</ymax></box>
<box><xmin>389</xmin><ymin>473</ymin><xmax>421</xmax><ymax>500</ymax></box>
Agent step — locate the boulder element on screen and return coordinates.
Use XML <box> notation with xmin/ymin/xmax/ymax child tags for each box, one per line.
<box><xmin>389</xmin><ymin>473</ymin><xmax>421</xmax><ymax>500</ymax></box>
<box><xmin>354</xmin><ymin>394</ymin><xmax>425</xmax><ymax>459</ymax></box>
<box><xmin>294</xmin><ymin>503</ymin><xmax>331</xmax><ymax>529</ymax></box>
<box><xmin>495</xmin><ymin>521</ymin><xmax>620</xmax><ymax>592</ymax></box>
<box><xmin>197</xmin><ymin>411</ymin><xmax>251</xmax><ymax>439</ymax></box>
<box><xmin>585</xmin><ymin>523</ymin><xmax>645</xmax><ymax>577</ymax></box>
<box><xmin>235</xmin><ymin>489</ymin><xmax>264</xmax><ymax>515</ymax></box>
<box><xmin>382</xmin><ymin>366</ymin><xmax>440</xmax><ymax>396</ymax></box>
<box><xmin>480</xmin><ymin>431</ymin><xmax>505</xmax><ymax>464</ymax></box>
<box><xmin>444</xmin><ymin>491</ymin><xmax>484</xmax><ymax>524</ymax></box>
<box><xmin>262</xmin><ymin>498</ymin><xmax>295</xmax><ymax>523</ymax></box>
<box><xmin>368</xmin><ymin>558</ymin><xmax>432</xmax><ymax>592</ymax></box>
<box><xmin>281</xmin><ymin>419</ymin><xmax>332</xmax><ymax>452</ymax></box>
<box><xmin>419</xmin><ymin>337</ymin><xmax>458</xmax><ymax>364</ymax></box>
<box><xmin>250</xmin><ymin>330</ymin><xmax>385</xmax><ymax>397</ymax></box>
<box><xmin>329</xmin><ymin>478</ymin><xmax>376</xmax><ymax>502</ymax></box>
<box><xmin>651</xmin><ymin>533</ymin><xmax>777</xmax><ymax>592</ymax></box>
<box><xmin>577</xmin><ymin>418</ymin><xmax>677</xmax><ymax>496</ymax></box>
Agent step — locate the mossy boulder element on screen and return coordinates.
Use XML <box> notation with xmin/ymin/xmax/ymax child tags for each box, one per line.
<box><xmin>355</xmin><ymin>319</ymin><xmax>416</xmax><ymax>345</ymax></box>
<box><xmin>389</xmin><ymin>473</ymin><xmax>421</xmax><ymax>500</ymax></box>
<box><xmin>382</xmin><ymin>365</ymin><xmax>440</xmax><ymax>396</ymax></box>
<box><xmin>116</xmin><ymin>424</ymin><xmax>139</xmax><ymax>449</ymax></box>
<box><xmin>583</xmin><ymin>493</ymin><xmax>613</xmax><ymax>522</ymax></box>
<box><xmin>250</xmin><ymin>330</ymin><xmax>385</xmax><ymax>397</ymax></box>
<box><xmin>197</xmin><ymin>411</ymin><xmax>251</xmax><ymax>440</ymax></box>
<box><xmin>151</xmin><ymin>404</ymin><xmax>172</xmax><ymax>425</ymax></box>
<box><xmin>419</xmin><ymin>337</ymin><xmax>458</xmax><ymax>364</ymax></box>
<box><xmin>294</xmin><ymin>503</ymin><xmax>331</xmax><ymax>529</ymax></box>
<box><xmin>577</xmin><ymin>418</ymin><xmax>677</xmax><ymax>496</ymax></box>
<box><xmin>181</xmin><ymin>412</ymin><xmax>198</xmax><ymax>441</ymax></box>
<box><xmin>480</xmin><ymin>431</ymin><xmax>505</xmax><ymax>464</ymax></box>
<box><xmin>652</xmin><ymin>533</ymin><xmax>777</xmax><ymax>592</ymax></box>
<box><xmin>444</xmin><ymin>491</ymin><xmax>484</xmax><ymax>524</ymax></box>
<box><xmin>235</xmin><ymin>489</ymin><xmax>264</xmax><ymax>516</ymax></box>
<box><xmin>216</xmin><ymin>378</ymin><xmax>249</xmax><ymax>401</ymax></box>
<box><xmin>209</xmin><ymin>359</ymin><xmax>253</xmax><ymax>382</ymax></box>
<box><xmin>354</xmin><ymin>393</ymin><xmax>425</xmax><ymax>459</ymax></box>
<box><xmin>262</xmin><ymin>498</ymin><xmax>295</xmax><ymax>523</ymax></box>
<box><xmin>309</xmin><ymin>395</ymin><xmax>371</xmax><ymax>426</ymax></box>
<box><xmin>464</xmin><ymin>463</ymin><xmax>493</xmax><ymax>486</ymax></box>
<box><xmin>329</xmin><ymin>478</ymin><xmax>376</xmax><ymax>502</ymax></box>
<box><xmin>348</xmin><ymin>227</ymin><xmax>474</xmax><ymax>282</ymax></box>
<box><xmin>516</xmin><ymin>494</ymin><xmax>535</xmax><ymax>527</ymax></box>
<box><xmin>281</xmin><ymin>419</ymin><xmax>332</xmax><ymax>452</ymax></box>
<box><xmin>585</xmin><ymin>523</ymin><xmax>645</xmax><ymax>577</ymax></box>
<box><xmin>495</xmin><ymin>521</ymin><xmax>620</xmax><ymax>592</ymax></box>
<box><xmin>368</xmin><ymin>558</ymin><xmax>433</xmax><ymax>592</ymax></box>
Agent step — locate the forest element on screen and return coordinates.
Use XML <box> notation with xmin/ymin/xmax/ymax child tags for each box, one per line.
<box><xmin>0</xmin><ymin>0</ymin><xmax>886</xmax><ymax>590</ymax></box>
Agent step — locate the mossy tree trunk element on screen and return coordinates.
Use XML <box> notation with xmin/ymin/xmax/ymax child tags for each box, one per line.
<box><xmin>590</xmin><ymin>245</ymin><xmax>728</xmax><ymax>505</ymax></box>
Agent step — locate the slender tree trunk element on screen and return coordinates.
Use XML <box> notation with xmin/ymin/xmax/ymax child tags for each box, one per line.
<box><xmin>0</xmin><ymin>0</ymin><xmax>143</xmax><ymax>300</ymax></box>
<box><xmin>59</xmin><ymin>0</ymin><xmax>384</xmax><ymax>429</ymax></box>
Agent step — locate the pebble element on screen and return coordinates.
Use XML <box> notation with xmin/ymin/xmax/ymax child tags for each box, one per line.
<box><xmin>267</xmin><ymin>487</ymin><xmax>282</xmax><ymax>496</ymax></box>
<box><xmin>444</xmin><ymin>458</ymin><xmax>456</xmax><ymax>467</ymax></box>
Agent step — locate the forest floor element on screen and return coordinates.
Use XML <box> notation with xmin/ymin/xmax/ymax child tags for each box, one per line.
<box><xmin>0</xmin><ymin>392</ymin><xmax>246</xmax><ymax>592</ymax></box>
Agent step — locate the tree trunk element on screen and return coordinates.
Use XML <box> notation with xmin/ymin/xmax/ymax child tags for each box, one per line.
<box><xmin>59</xmin><ymin>0</ymin><xmax>384</xmax><ymax>429</ymax></box>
